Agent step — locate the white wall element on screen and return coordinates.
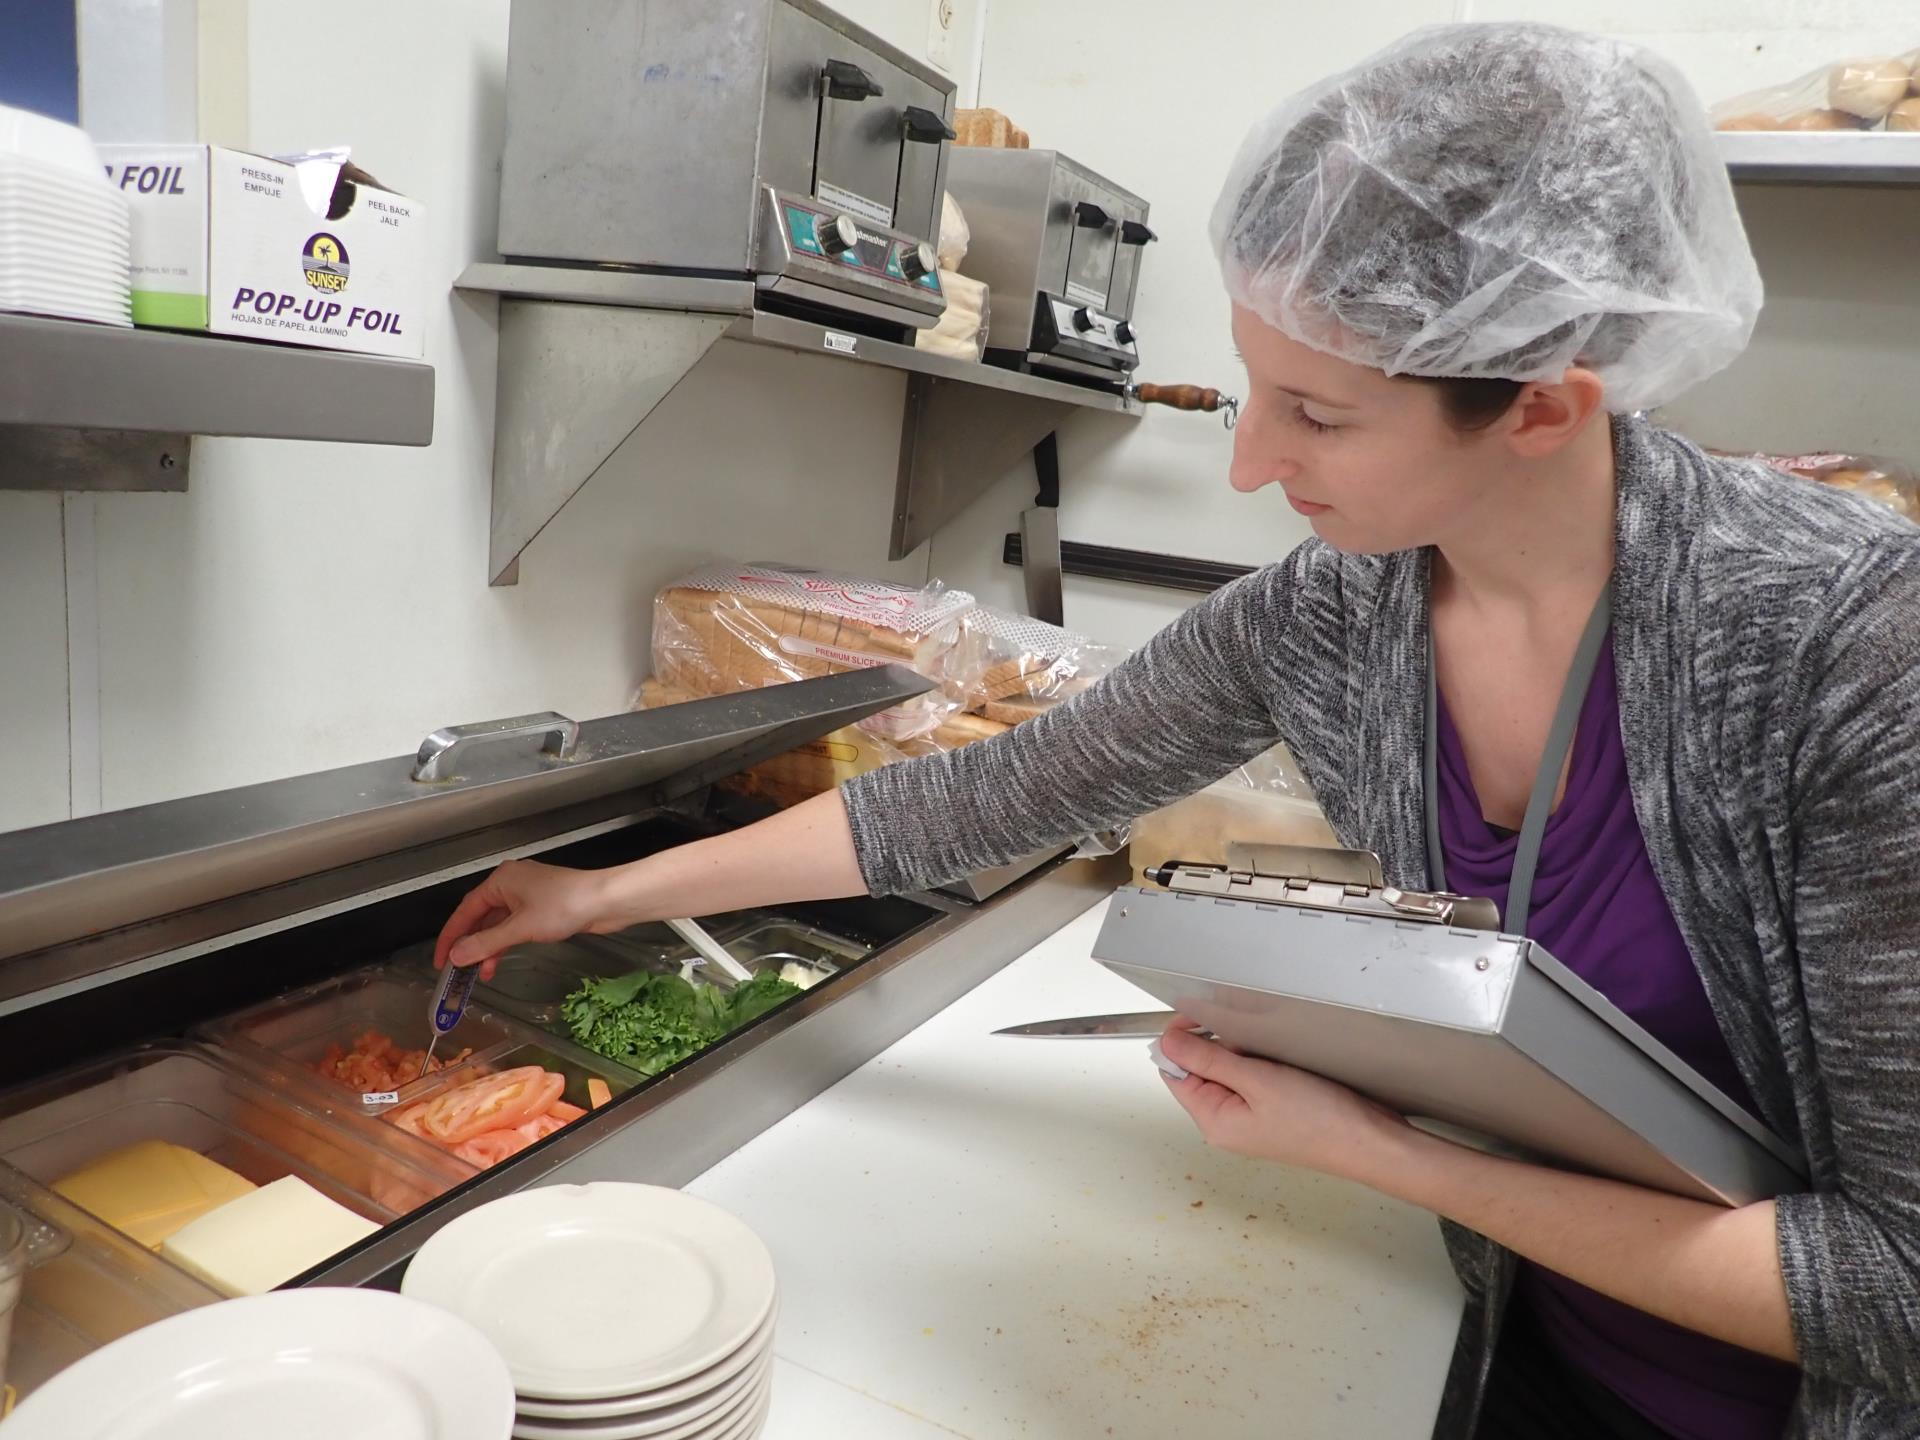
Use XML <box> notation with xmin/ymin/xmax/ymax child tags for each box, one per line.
<box><xmin>3</xmin><ymin>0</ymin><xmax>1915</xmax><ymax>831</ymax></box>
<box><xmin>0</xmin><ymin>0</ymin><xmax>980</xmax><ymax>828</ymax></box>
<box><xmin>0</xmin><ymin>496</ymin><xmax>71</xmax><ymax>829</ymax></box>
<box><xmin>930</xmin><ymin>0</ymin><xmax>1920</xmax><ymax>649</ymax></box>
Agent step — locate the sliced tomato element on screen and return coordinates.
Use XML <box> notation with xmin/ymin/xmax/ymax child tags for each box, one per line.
<box><xmin>586</xmin><ymin>1078</ymin><xmax>612</xmax><ymax>1110</ymax></box>
<box><xmin>387</xmin><ymin>1102</ymin><xmax>432</xmax><ymax>1139</ymax></box>
<box><xmin>547</xmin><ymin>1100</ymin><xmax>586</xmax><ymax>1125</ymax></box>
<box><xmin>414</xmin><ymin>1067</ymin><xmax>565</xmax><ymax>1146</ymax></box>
<box><xmin>450</xmin><ymin>1129</ymin><xmax>533</xmax><ymax>1168</ymax></box>
<box><xmin>514</xmin><ymin>1112</ymin><xmax>570</xmax><ymax>1144</ymax></box>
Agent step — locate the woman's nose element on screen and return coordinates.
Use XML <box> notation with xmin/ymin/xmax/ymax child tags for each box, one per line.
<box><xmin>1229</xmin><ymin>418</ymin><xmax>1299</xmax><ymax>494</ymax></box>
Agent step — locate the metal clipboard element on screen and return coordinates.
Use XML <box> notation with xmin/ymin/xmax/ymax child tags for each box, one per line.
<box><xmin>1093</xmin><ymin>845</ymin><xmax>1805</xmax><ymax>1205</ymax></box>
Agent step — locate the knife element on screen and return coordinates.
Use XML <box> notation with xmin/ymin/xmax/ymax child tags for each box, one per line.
<box><xmin>992</xmin><ymin>1010</ymin><xmax>1185</xmax><ymax>1039</ymax></box>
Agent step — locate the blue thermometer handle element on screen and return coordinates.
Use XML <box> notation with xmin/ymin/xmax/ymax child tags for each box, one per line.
<box><xmin>430</xmin><ymin>963</ymin><xmax>479</xmax><ymax>1035</ymax></box>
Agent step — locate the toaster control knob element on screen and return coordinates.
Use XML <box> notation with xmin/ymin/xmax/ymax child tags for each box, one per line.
<box><xmin>901</xmin><ymin>242</ymin><xmax>937</xmax><ymax>281</ymax></box>
<box><xmin>1115</xmin><ymin>320</ymin><xmax>1137</xmax><ymax>345</ymax></box>
<box><xmin>1071</xmin><ymin>306</ymin><xmax>1097</xmax><ymax>334</ymax></box>
<box><xmin>817</xmin><ymin>214</ymin><xmax>858</xmax><ymax>257</ymax></box>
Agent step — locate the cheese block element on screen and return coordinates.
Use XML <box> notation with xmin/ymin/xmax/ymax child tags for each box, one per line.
<box><xmin>53</xmin><ymin>1140</ymin><xmax>256</xmax><ymax>1250</ymax></box>
<box><xmin>160</xmin><ymin>1175</ymin><xmax>378</xmax><ymax>1296</ymax></box>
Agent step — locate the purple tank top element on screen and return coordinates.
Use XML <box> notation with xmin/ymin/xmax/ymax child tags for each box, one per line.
<box><xmin>1433</xmin><ymin>632</ymin><xmax>1799</xmax><ymax>1439</ymax></box>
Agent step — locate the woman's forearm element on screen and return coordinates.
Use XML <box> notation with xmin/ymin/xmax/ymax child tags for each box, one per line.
<box><xmin>586</xmin><ymin>789</ymin><xmax>868</xmax><ymax>930</ymax></box>
<box><xmin>1357</xmin><ymin>1122</ymin><xmax>1796</xmax><ymax>1362</ymax></box>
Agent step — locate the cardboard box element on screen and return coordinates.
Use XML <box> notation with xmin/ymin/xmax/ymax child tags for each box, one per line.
<box><xmin>98</xmin><ymin>145</ymin><xmax>427</xmax><ymax>359</ymax></box>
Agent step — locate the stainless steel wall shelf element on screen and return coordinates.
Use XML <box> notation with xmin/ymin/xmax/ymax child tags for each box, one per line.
<box><xmin>1718</xmin><ymin>131</ymin><xmax>1920</xmax><ymax>186</ymax></box>
<box><xmin>0</xmin><ymin>314</ymin><xmax>436</xmax><ymax>492</ymax></box>
<box><xmin>456</xmin><ymin>263</ymin><xmax>1139</xmax><ymax>586</ymax></box>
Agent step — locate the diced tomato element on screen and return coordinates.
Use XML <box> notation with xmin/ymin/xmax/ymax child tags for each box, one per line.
<box><xmin>450</xmin><ymin>1129</ymin><xmax>534</xmax><ymax>1168</ymax></box>
<box><xmin>547</xmin><ymin>1101</ymin><xmax>586</xmax><ymax>1125</ymax></box>
<box><xmin>411</xmin><ymin>1067</ymin><xmax>564</xmax><ymax>1146</ymax></box>
<box><xmin>586</xmin><ymin>1078</ymin><xmax>612</xmax><ymax>1110</ymax></box>
<box><xmin>312</xmin><ymin>1029</ymin><xmax>471</xmax><ymax>1094</ymax></box>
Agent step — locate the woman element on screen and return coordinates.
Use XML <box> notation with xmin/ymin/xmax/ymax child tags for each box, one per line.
<box><xmin>436</xmin><ymin>25</ymin><xmax>1920</xmax><ymax>1439</ymax></box>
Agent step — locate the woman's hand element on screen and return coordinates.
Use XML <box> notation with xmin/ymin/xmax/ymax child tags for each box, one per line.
<box><xmin>433</xmin><ymin>860</ymin><xmax>620</xmax><ymax>980</ymax></box>
<box><xmin>1155</xmin><ymin>1020</ymin><xmax>1798</xmax><ymax>1361</ymax></box>
<box><xmin>1156</xmin><ymin>1021</ymin><xmax>1411</xmax><ymax>1180</ymax></box>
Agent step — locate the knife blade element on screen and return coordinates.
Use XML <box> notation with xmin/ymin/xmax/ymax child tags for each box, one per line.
<box><xmin>992</xmin><ymin>1011</ymin><xmax>1181</xmax><ymax>1039</ymax></box>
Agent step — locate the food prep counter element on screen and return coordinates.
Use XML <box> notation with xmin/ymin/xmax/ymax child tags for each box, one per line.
<box><xmin>712</xmin><ymin>901</ymin><xmax>1466</xmax><ymax>1439</ymax></box>
<box><xmin>0</xmin><ymin>669</ymin><xmax>1122</xmax><ymax>1404</ymax></box>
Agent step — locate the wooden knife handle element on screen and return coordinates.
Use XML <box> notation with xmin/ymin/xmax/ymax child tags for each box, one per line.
<box><xmin>1132</xmin><ymin>383</ymin><xmax>1222</xmax><ymax>412</ymax></box>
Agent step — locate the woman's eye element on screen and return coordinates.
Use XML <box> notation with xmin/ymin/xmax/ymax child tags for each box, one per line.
<box><xmin>1292</xmin><ymin>403</ymin><xmax>1336</xmax><ymax>435</ymax></box>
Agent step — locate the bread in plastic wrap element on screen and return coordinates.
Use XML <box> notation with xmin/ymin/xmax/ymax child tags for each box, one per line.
<box><xmin>947</xmin><ymin>605</ymin><xmax>1127</xmax><ymax>716</ymax></box>
<box><xmin>641</xmin><ymin>565</ymin><xmax>1077</xmax><ymax>808</ymax></box>
<box><xmin>650</xmin><ymin>562</ymin><xmax>978</xmax><ymax>742</ymax></box>
<box><xmin>1714</xmin><ymin>48</ymin><xmax>1918</xmax><ymax>131</ymax></box>
<box><xmin>1128</xmin><ymin>744</ymin><xmax>1338</xmax><ymax>887</ymax></box>
<box><xmin>638</xmin><ymin>677</ymin><xmax>1010</xmax><ymax>810</ymax></box>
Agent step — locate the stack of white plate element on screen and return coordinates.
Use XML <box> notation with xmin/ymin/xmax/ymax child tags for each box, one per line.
<box><xmin>5</xmin><ymin>1288</ymin><xmax>516</xmax><ymax>1439</ymax></box>
<box><xmin>404</xmin><ymin>1183</ymin><xmax>779</xmax><ymax>1440</ymax></box>
<box><xmin>0</xmin><ymin>103</ymin><xmax>133</xmax><ymax>327</ymax></box>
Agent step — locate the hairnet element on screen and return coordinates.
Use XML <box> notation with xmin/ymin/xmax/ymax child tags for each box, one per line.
<box><xmin>1210</xmin><ymin>23</ymin><xmax>1762</xmax><ymax>413</ymax></box>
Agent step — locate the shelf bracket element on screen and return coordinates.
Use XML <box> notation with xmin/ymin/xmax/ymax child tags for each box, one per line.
<box><xmin>489</xmin><ymin>300</ymin><xmax>732</xmax><ymax>585</ymax></box>
<box><xmin>0</xmin><ymin>428</ymin><xmax>190</xmax><ymax>492</ymax></box>
<box><xmin>893</xmin><ymin>375</ymin><xmax>1100</xmax><ymax>560</ymax></box>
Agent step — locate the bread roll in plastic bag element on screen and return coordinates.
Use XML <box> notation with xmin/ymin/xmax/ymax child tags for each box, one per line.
<box><xmin>1714</xmin><ymin>48</ymin><xmax>1918</xmax><ymax>131</ymax></box>
<box><xmin>914</xmin><ymin>271</ymin><xmax>990</xmax><ymax>362</ymax></box>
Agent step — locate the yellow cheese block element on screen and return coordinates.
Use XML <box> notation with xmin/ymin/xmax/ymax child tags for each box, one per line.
<box><xmin>53</xmin><ymin>1140</ymin><xmax>256</xmax><ymax>1250</ymax></box>
<box><xmin>161</xmin><ymin>1175</ymin><xmax>378</xmax><ymax>1297</ymax></box>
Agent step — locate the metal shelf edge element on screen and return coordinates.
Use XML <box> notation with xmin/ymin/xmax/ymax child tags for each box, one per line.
<box><xmin>0</xmin><ymin>314</ymin><xmax>435</xmax><ymax>446</ymax></box>
<box><xmin>1717</xmin><ymin>131</ymin><xmax>1920</xmax><ymax>185</ymax></box>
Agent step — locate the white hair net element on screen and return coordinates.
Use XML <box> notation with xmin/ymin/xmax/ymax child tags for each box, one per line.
<box><xmin>1210</xmin><ymin>23</ymin><xmax>1763</xmax><ymax>413</ymax></box>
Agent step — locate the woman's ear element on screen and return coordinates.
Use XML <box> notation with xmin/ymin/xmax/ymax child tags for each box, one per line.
<box><xmin>1503</xmin><ymin>368</ymin><xmax>1608</xmax><ymax>457</ymax></box>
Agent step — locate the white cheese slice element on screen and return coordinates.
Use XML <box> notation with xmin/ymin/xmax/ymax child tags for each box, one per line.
<box><xmin>160</xmin><ymin>1175</ymin><xmax>378</xmax><ymax>1296</ymax></box>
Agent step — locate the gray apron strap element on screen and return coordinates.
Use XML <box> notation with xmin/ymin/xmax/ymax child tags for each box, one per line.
<box><xmin>1425</xmin><ymin>588</ymin><xmax>1612</xmax><ymax>936</ymax></box>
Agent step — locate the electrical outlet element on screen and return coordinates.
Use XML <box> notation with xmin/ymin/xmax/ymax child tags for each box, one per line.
<box><xmin>926</xmin><ymin>0</ymin><xmax>955</xmax><ymax>74</ymax></box>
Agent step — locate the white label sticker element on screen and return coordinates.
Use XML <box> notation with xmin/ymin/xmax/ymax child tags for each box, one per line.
<box><xmin>1064</xmin><ymin>281</ymin><xmax>1108</xmax><ymax>308</ymax></box>
<box><xmin>361</xmin><ymin>1090</ymin><xmax>401</xmax><ymax>1107</ymax></box>
<box><xmin>823</xmin><ymin>331</ymin><xmax>858</xmax><ymax>355</ymax></box>
<box><xmin>816</xmin><ymin>180</ymin><xmax>894</xmax><ymax>228</ymax></box>
<box><xmin>777</xmin><ymin>635</ymin><xmax>890</xmax><ymax>669</ymax></box>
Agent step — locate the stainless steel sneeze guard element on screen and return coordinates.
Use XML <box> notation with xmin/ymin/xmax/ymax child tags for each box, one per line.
<box><xmin>0</xmin><ymin>667</ymin><xmax>930</xmax><ymax>980</ymax></box>
<box><xmin>1092</xmin><ymin>885</ymin><xmax>1806</xmax><ymax>1207</ymax></box>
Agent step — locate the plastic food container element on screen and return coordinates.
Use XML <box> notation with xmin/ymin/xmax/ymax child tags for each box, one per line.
<box><xmin>194</xmin><ymin>970</ymin><xmax>525</xmax><ymax>1116</ymax></box>
<box><xmin>0</xmin><ymin>1044</ymin><xmax>469</xmax><ymax>1235</ymax></box>
<box><xmin>0</xmin><ymin>1160</ymin><xmax>218</xmax><ymax>1405</ymax></box>
<box><xmin>0</xmin><ymin>1200</ymin><xmax>23</xmax><ymax>1396</ymax></box>
<box><xmin>715</xmin><ymin>919</ymin><xmax>865</xmax><ymax>988</ymax></box>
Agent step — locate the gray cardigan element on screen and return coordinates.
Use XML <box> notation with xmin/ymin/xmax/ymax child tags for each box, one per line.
<box><xmin>844</xmin><ymin>414</ymin><xmax>1920</xmax><ymax>1437</ymax></box>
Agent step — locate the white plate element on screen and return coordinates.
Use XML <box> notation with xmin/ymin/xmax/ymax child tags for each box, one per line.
<box><xmin>404</xmin><ymin>1183</ymin><xmax>777</xmax><ymax>1402</ymax></box>
<box><xmin>0</xmin><ymin>262</ymin><xmax>131</xmax><ymax>288</ymax></box>
<box><xmin>5</xmin><ymin>1288</ymin><xmax>517</xmax><ymax>1440</ymax></box>
<box><xmin>514</xmin><ymin>1347</ymin><xmax>772</xmax><ymax>1435</ymax></box>
<box><xmin>517</xmin><ymin>1381</ymin><xmax>771</xmax><ymax>1440</ymax></box>
<box><xmin>513</xmin><ymin>1302</ymin><xmax>777</xmax><ymax>1421</ymax></box>
<box><xmin>0</xmin><ymin>207</ymin><xmax>132</xmax><ymax>237</ymax></box>
<box><xmin>0</xmin><ymin>284</ymin><xmax>130</xmax><ymax>310</ymax></box>
<box><xmin>0</xmin><ymin>303</ymin><xmax>132</xmax><ymax>327</ymax></box>
<box><xmin>0</xmin><ymin>106</ymin><xmax>103</xmax><ymax>178</ymax></box>
<box><xmin>513</xmin><ymin>1356</ymin><xmax>771</xmax><ymax>1440</ymax></box>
